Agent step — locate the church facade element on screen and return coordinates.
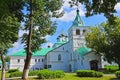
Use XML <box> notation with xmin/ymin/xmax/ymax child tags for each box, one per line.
<box><xmin>9</xmin><ymin>10</ymin><xmax>104</xmax><ymax>72</ymax></box>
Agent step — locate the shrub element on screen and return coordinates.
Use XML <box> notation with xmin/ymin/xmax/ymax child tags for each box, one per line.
<box><xmin>38</xmin><ymin>69</ymin><xmax>65</xmax><ymax>79</ymax></box>
<box><xmin>8</xmin><ymin>69</ymin><xmax>19</xmax><ymax>73</ymax></box>
<box><xmin>9</xmin><ymin>71</ymin><xmax>22</xmax><ymax>77</ymax></box>
<box><xmin>76</xmin><ymin>70</ymin><xmax>103</xmax><ymax>77</ymax></box>
<box><xmin>115</xmin><ymin>71</ymin><xmax>120</xmax><ymax>78</ymax></box>
<box><xmin>54</xmin><ymin>70</ymin><xmax>65</xmax><ymax>78</ymax></box>
<box><xmin>29</xmin><ymin>70</ymin><xmax>40</xmax><ymax>76</ymax></box>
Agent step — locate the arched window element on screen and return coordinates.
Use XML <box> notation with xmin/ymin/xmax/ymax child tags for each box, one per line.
<box><xmin>83</xmin><ymin>29</ymin><xmax>86</xmax><ymax>35</ymax></box>
<box><xmin>58</xmin><ymin>54</ymin><xmax>61</xmax><ymax>61</ymax></box>
<box><xmin>76</xmin><ymin>29</ymin><xmax>80</xmax><ymax>35</ymax></box>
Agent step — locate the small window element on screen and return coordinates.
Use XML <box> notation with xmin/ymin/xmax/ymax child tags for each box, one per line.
<box><xmin>38</xmin><ymin>59</ymin><xmax>40</xmax><ymax>62</ymax></box>
<box><xmin>35</xmin><ymin>59</ymin><xmax>37</xmax><ymax>62</ymax></box>
<box><xmin>48</xmin><ymin>65</ymin><xmax>51</xmax><ymax>68</ymax></box>
<box><xmin>76</xmin><ymin>29</ymin><xmax>80</xmax><ymax>35</ymax></box>
<box><xmin>83</xmin><ymin>30</ymin><xmax>86</xmax><ymax>35</ymax></box>
<box><xmin>18</xmin><ymin>59</ymin><xmax>20</xmax><ymax>63</ymax></box>
<box><xmin>42</xmin><ymin>59</ymin><xmax>44</xmax><ymax>62</ymax></box>
<box><xmin>63</xmin><ymin>47</ymin><xmax>64</xmax><ymax>50</ymax></box>
<box><xmin>58</xmin><ymin>54</ymin><xmax>61</xmax><ymax>61</ymax></box>
<box><xmin>78</xmin><ymin>56</ymin><xmax>80</xmax><ymax>60</ymax></box>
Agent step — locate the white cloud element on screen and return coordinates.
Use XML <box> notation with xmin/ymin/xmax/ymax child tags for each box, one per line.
<box><xmin>115</xmin><ymin>3</ymin><xmax>120</xmax><ymax>11</ymax></box>
<box><xmin>8</xmin><ymin>39</ymin><xmax>24</xmax><ymax>54</ymax></box>
<box><xmin>58</xmin><ymin>8</ymin><xmax>85</xmax><ymax>22</ymax></box>
<box><xmin>54</xmin><ymin>0</ymin><xmax>85</xmax><ymax>22</ymax></box>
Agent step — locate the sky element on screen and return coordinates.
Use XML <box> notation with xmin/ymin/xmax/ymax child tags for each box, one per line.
<box><xmin>8</xmin><ymin>0</ymin><xmax>120</xmax><ymax>54</ymax></box>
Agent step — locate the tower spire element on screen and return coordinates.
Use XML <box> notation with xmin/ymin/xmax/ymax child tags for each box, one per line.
<box><xmin>72</xmin><ymin>0</ymin><xmax>84</xmax><ymax>27</ymax></box>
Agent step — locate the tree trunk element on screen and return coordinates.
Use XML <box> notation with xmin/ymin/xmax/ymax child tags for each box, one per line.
<box><xmin>1</xmin><ymin>54</ymin><xmax>6</xmax><ymax>80</ymax></box>
<box><xmin>22</xmin><ymin>54</ymin><xmax>32</xmax><ymax>80</ymax></box>
<box><xmin>22</xmin><ymin>0</ymin><xmax>33</xmax><ymax>80</ymax></box>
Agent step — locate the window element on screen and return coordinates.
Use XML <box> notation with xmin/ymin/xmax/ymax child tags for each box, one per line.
<box><xmin>58</xmin><ymin>54</ymin><xmax>61</xmax><ymax>61</ymax></box>
<box><xmin>42</xmin><ymin>59</ymin><xmax>44</xmax><ymax>62</ymax></box>
<box><xmin>76</xmin><ymin>29</ymin><xmax>80</xmax><ymax>35</ymax></box>
<box><xmin>63</xmin><ymin>47</ymin><xmax>64</xmax><ymax>50</ymax></box>
<box><xmin>78</xmin><ymin>55</ymin><xmax>80</xmax><ymax>60</ymax></box>
<box><xmin>35</xmin><ymin>59</ymin><xmax>37</xmax><ymax>62</ymax></box>
<box><xmin>83</xmin><ymin>30</ymin><xmax>86</xmax><ymax>35</ymax></box>
<box><xmin>48</xmin><ymin>65</ymin><xmax>51</xmax><ymax>68</ymax></box>
<box><xmin>38</xmin><ymin>59</ymin><xmax>40</xmax><ymax>62</ymax></box>
<box><xmin>18</xmin><ymin>59</ymin><xmax>20</xmax><ymax>63</ymax></box>
<box><xmin>0</xmin><ymin>66</ymin><xmax>1</xmax><ymax>68</ymax></box>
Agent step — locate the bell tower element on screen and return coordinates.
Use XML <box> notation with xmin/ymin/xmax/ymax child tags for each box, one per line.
<box><xmin>68</xmin><ymin>9</ymin><xmax>88</xmax><ymax>51</ymax></box>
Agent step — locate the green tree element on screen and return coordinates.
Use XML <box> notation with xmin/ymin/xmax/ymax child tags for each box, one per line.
<box><xmin>0</xmin><ymin>0</ymin><xmax>23</xmax><ymax>80</ymax></box>
<box><xmin>85</xmin><ymin>17</ymin><xmax>120</xmax><ymax>70</ymax></box>
<box><xmin>21</xmin><ymin>0</ymin><xmax>63</xmax><ymax>79</ymax></box>
<box><xmin>69</xmin><ymin>0</ymin><xmax>120</xmax><ymax>22</ymax></box>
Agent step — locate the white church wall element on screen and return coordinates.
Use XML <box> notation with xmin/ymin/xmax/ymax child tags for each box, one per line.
<box><xmin>10</xmin><ymin>56</ymin><xmax>45</xmax><ymax>71</ymax></box>
<box><xmin>75</xmin><ymin>52</ymin><xmax>102</xmax><ymax>71</ymax></box>
<box><xmin>46</xmin><ymin>42</ymin><xmax>70</xmax><ymax>72</ymax></box>
<box><xmin>84</xmin><ymin>52</ymin><xmax>102</xmax><ymax>69</ymax></box>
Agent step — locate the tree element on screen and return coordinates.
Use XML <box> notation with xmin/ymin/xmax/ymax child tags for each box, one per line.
<box><xmin>85</xmin><ymin>17</ymin><xmax>120</xmax><ymax>70</ymax></box>
<box><xmin>21</xmin><ymin>0</ymin><xmax>63</xmax><ymax>79</ymax></box>
<box><xmin>0</xmin><ymin>16</ymin><xmax>20</xmax><ymax>80</ymax></box>
<box><xmin>69</xmin><ymin>0</ymin><xmax>120</xmax><ymax>22</ymax></box>
<box><xmin>0</xmin><ymin>0</ymin><xmax>23</xmax><ymax>80</ymax></box>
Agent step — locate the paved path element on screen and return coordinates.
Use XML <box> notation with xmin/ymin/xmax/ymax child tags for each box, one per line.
<box><xmin>5</xmin><ymin>76</ymin><xmax>37</xmax><ymax>80</ymax></box>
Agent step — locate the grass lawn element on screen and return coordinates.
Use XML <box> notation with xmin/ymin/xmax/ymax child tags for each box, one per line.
<box><xmin>0</xmin><ymin>70</ymin><xmax>119</xmax><ymax>80</ymax></box>
<box><xmin>105</xmin><ymin>65</ymin><xmax>119</xmax><ymax>70</ymax></box>
<box><xmin>1</xmin><ymin>73</ymin><xmax>118</xmax><ymax>80</ymax></box>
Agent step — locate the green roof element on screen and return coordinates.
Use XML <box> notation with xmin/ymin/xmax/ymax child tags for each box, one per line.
<box><xmin>34</xmin><ymin>48</ymin><xmax>53</xmax><ymax>56</ymax></box>
<box><xmin>72</xmin><ymin>10</ymin><xmax>84</xmax><ymax>27</ymax></box>
<box><xmin>53</xmin><ymin>41</ymin><xmax>66</xmax><ymax>48</ymax></box>
<box><xmin>10</xmin><ymin>48</ymin><xmax>53</xmax><ymax>56</ymax></box>
<box><xmin>77</xmin><ymin>47</ymin><xmax>91</xmax><ymax>56</ymax></box>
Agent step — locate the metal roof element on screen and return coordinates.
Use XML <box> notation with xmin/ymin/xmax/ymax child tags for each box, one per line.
<box><xmin>77</xmin><ymin>46</ymin><xmax>91</xmax><ymax>56</ymax></box>
<box><xmin>10</xmin><ymin>48</ymin><xmax>53</xmax><ymax>56</ymax></box>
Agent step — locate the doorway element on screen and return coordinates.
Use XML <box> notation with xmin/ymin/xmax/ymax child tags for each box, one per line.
<box><xmin>90</xmin><ymin>60</ymin><xmax>98</xmax><ymax>71</ymax></box>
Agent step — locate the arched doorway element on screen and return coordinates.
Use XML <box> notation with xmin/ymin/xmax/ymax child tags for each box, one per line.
<box><xmin>90</xmin><ymin>60</ymin><xmax>98</xmax><ymax>71</ymax></box>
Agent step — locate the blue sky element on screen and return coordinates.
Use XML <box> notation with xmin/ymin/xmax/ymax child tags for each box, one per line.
<box><xmin>8</xmin><ymin>0</ymin><xmax>120</xmax><ymax>54</ymax></box>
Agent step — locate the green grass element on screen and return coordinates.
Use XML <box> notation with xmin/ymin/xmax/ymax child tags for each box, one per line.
<box><xmin>104</xmin><ymin>65</ymin><xmax>119</xmax><ymax>70</ymax></box>
<box><xmin>0</xmin><ymin>72</ymin><xmax>119</xmax><ymax>80</ymax></box>
<box><xmin>100</xmin><ymin>65</ymin><xmax>119</xmax><ymax>74</ymax></box>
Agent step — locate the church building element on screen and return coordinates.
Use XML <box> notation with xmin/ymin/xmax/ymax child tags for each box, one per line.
<box><xmin>9</xmin><ymin>9</ymin><xmax>104</xmax><ymax>72</ymax></box>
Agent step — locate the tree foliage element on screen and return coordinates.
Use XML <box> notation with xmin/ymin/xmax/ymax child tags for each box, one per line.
<box><xmin>0</xmin><ymin>0</ymin><xmax>23</xmax><ymax>80</ymax></box>
<box><xmin>69</xmin><ymin>0</ymin><xmax>120</xmax><ymax>22</ymax></box>
<box><xmin>21</xmin><ymin>0</ymin><xmax>63</xmax><ymax>79</ymax></box>
<box><xmin>85</xmin><ymin>17</ymin><xmax>120</xmax><ymax>69</ymax></box>
<box><xmin>22</xmin><ymin>0</ymin><xmax>63</xmax><ymax>51</ymax></box>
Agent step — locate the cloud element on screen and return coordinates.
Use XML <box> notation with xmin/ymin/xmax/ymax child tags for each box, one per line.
<box><xmin>58</xmin><ymin>8</ymin><xmax>85</xmax><ymax>22</ymax></box>
<box><xmin>8</xmin><ymin>39</ymin><xmax>24</xmax><ymax>54</ymax></box>
<box><xmin>54</xmin><ymin>0</ymin><xmax>85</xmax><ymax>22</ymax></box>
<box><xmin>115</xmin><ymin>3</ymin><xmax>120</xmax><ymax>11</ymax></box>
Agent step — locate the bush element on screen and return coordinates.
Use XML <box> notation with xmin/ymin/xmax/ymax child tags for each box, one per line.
<box><xmin>8</xmin><ymin>69</ymin><xmax>19</xmax><ymax>73</ymax></box>
<box><xmin>76</xmin><ymin>70</ymin><xmax>103</xmax><ymax>77</ymax></box>
<box><xmin>115</xmin><ymin>71</ymin><xmax>120</xmax><ymax>78</ymax></box>
<box><xmin>29</xmin><ymin>70</ymin><xmax>40</xmax><ymax>76</ymax></box>
<box><xmin>38</xmin><ymin>69</ymin><xmax>65</xmax><ymax>79</ymax></box>
<box><xmin>9</xmin><ymin>71</ymin><xmax>22</xmax><ymax>77</ymax></box>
